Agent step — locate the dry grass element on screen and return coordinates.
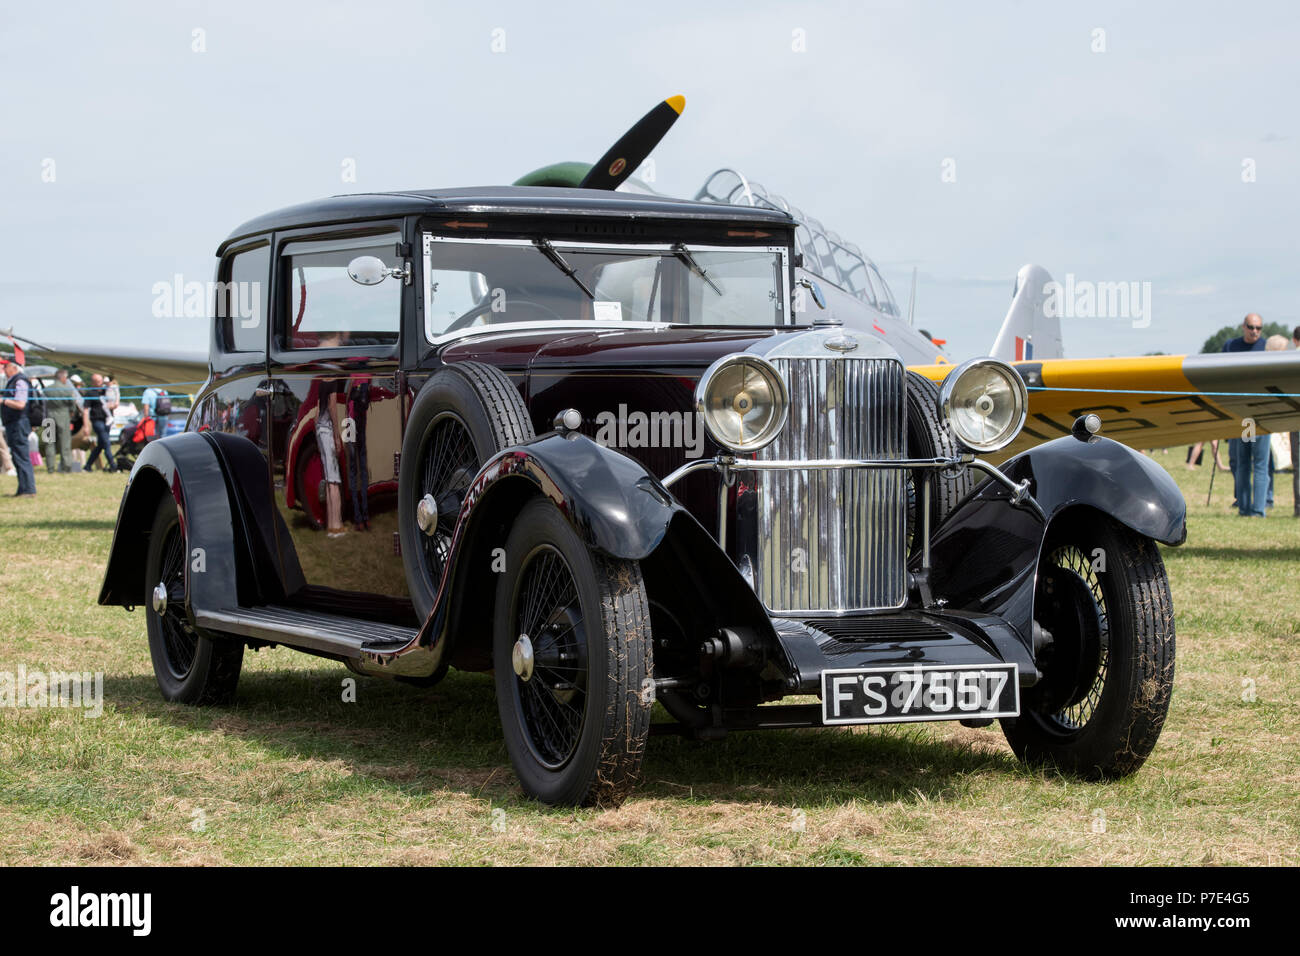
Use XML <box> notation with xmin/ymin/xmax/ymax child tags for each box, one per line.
<box><xmin>0</xmin><ymin>453</ymin><xmax>1297</xmax><ymax>866</ymax></box>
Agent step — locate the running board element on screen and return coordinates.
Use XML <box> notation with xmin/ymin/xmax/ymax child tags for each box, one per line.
<box><xmin>195</xmin><ymin>606</ymin><xmax>417</xmax><ymax>659</ymax></box>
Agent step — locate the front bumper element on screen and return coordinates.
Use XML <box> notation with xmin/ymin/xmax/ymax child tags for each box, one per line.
<box><xmin>772</xmin><ymin>607</ymin><xmax>1038</xmax><ymax>695</ymax></box>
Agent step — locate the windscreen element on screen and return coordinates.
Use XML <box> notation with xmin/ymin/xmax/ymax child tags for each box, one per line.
<box><xmin>423</xmin><ymin>238</ymin><xmax>787</xmax><ymax>339</ymax></box>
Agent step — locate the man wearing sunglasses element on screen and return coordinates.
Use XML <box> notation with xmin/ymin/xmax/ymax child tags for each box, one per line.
<box><xmin>1223</xmin><ymin>314</ymin><xmax>1267</xmax><ymax>353</ymax></box>
<box><xmin>1223</xmin><ymin>314</ymin><xmax>1270</xmax><ymax>516</ymax></box>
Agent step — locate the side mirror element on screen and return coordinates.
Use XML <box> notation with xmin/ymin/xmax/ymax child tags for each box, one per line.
<box><xmin>348</xmin><ymin>254</ymin><xmax>408</xmax><ymax>283</ymax></box>
<box><xmin>347</xmin><ymin>255</ymin><xmax>392</xmax><ymax>286</ymax></box>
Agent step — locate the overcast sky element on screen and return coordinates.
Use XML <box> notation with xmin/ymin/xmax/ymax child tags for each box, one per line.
<box><xmin>2</xmin><ymin>0</ymin><xmax>1296</xmax><ymax>362</ymax></box>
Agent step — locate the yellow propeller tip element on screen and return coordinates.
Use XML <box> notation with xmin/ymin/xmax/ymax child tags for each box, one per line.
<box><xmin>665</xmin><ymin>95</ymin><xmax>686</xmax><ymax>115</ymax></box>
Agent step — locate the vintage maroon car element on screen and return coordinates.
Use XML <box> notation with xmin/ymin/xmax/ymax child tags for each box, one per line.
<box><xmin>99</xmin><ymin>186</ymin><xmax>1185</xmax><ymax>806</ymax></box>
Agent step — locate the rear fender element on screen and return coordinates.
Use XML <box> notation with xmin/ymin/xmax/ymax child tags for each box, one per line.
<box><xmin>97</xmin><ymin>431</ymin><xmax>296</xmax><ymax>614</ymax></box>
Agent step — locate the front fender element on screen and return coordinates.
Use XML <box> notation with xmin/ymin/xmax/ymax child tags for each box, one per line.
<box><xmin>401</xmin><ymin>432</ymin><xmax>782</xmax><ymax>677</ymax></box>
<box><xmin>927</xmin><ymin>435</ymin><xmax>1186</xmax><ymax>653</ymax></box>
<box><xmin>1003</xmin><ymin>434</ymin><xmax>1187</xmax><ymax>546</ymax></box>
<box><xmin>472</xmin><ymin>432</ymin><xmax>682</xmax><ymax>560</ymax></box>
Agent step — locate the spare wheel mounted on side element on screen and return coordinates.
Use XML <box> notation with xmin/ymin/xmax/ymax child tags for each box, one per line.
<box><xmin>398</xmin><ymin>361</ymin><xmax>536</xmax><ymax>623</ymax></box>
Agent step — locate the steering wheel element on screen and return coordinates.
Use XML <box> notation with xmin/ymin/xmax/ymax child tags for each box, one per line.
<box><xmin>444</xmin><ymin>298</ymin><xmax>566</xmax><ymax>333</ymax></box>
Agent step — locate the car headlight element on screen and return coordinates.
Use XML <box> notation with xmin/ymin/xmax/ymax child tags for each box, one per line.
<box><xmin>938</xmin><ymin>358</ymin><xmax>1028</xmax><ymax>453</ymax></box>
<box><xmin>695</xmin><ymin>353</ymin><xmax>789</xmax><ymax>453</ymax></box>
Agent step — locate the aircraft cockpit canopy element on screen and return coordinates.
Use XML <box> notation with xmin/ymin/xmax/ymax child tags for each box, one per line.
<box><xmin>693</xmin><ymin>168</ymin><xmax>900</xmax><ymax>317</ymax></box>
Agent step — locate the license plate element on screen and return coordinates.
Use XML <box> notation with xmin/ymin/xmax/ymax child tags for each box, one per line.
<box><xmin>821</xmin><ymin>663</ymin><xmax>1020</xmax><ymax>726</ymax></box>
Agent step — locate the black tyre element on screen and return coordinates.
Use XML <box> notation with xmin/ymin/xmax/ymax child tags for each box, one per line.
<box><xmin>1002</xmin><ymin>512</ymin><xmax>1175</xmax><ymax>778</ymax></box>
<box><xmin>399</xmin><ymin>362</ymin><xmax>534</xmax><ymax>622</ymax></box>
<box><xmin>493</xmin><ymin>498</ymin><xmax>654</xmax><ymax>807</ymax></box>
<box><xmin>144</xmin><ymin>496</ymin><xmax>244</xmax><ymax>705</ymax></box>
<box><xmin>905</xmin><ymin>370</ymin><xmax>975</xmax><ymax>554</ymax></box>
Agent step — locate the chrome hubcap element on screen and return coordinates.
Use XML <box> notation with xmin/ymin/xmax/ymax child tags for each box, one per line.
<box><xmin>512</xmin><ymin>634</ymin><xmax>535</xmax><ymax>682</ymax></box>
<box><xmin>151</xmin><ymin>581</ymin><xmax>168</xmax><ymax>614</ymax></box>
<box><xmin>416</xmin><ymin>493</ymin><xmax>438</xmax><ymax>535</ymax></box>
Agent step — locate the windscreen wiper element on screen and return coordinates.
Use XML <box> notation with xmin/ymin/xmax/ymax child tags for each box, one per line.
<box><xmin>672</xmin><ymin>243</ymin><xmax>722</xmax><ymax>295</ymax></box>
<box><xmin>533</xmin><ymin>238</ymin><xmax>594</xmax><ymax>300</ymax></box>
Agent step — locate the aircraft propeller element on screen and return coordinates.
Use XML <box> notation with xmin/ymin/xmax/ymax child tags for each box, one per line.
<box><xmin>514</xmin><ymin>95</ymin><xmax>686</xmax><ymax>190</ymax></box>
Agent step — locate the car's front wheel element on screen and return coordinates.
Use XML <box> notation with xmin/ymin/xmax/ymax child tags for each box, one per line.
<box><xmin>1001</xmin><ymin>512</ymin><xmax>1175</xmax><ymax>778</ymax></box>
<box><xmin>493</xmin><ymin>497</ymin><xmax>654</xmax><ymax>807</ymax></box>
<box><xmin>144</xmin><ymin>495</ymin><xmax>244</xmax><ymax>705</ymax></box>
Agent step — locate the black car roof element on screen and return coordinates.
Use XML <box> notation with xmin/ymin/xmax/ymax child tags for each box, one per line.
<box><xmin>217</xmin><ymin>185</ymin><xmax>795</xmax><ymax>255</ymax></box>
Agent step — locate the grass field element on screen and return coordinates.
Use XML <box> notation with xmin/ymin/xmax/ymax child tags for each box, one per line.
<box><xmin>1</xmin><ymin>451</ymin><xmax>1296</xmax><ymax>866</ymax></box>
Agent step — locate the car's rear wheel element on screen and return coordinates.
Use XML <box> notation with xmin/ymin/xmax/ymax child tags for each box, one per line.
<box><xmin>144</xmin><ymin>495</ymin><xmax>244</xmax><ymax>705</ymax></box>
<box><xmin>1001</xmin><ymin>512</ymin><xmax>1175</xmax><ymax>778</ymax></box>
<box><xmin>493</xmin><ymin>498</ymin><xmax>653</xmax><ymax>807</ymax></box>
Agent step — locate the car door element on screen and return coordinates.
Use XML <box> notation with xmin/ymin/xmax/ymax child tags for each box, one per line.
<box><xmin>267</xmin><ymin>229</ymin><xmax>410</xmax><ymax>611</ymax></box>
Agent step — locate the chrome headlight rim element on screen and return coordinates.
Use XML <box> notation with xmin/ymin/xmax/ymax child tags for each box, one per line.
<box><xmin>694</xmin><ymin>353</ymin><xmax>789</xmax><ymax>454</ymax></box>
<box><xmin>938</xmin><ymin>357</ymin><xmax>1028</xmax><ymax>454</ymax></box>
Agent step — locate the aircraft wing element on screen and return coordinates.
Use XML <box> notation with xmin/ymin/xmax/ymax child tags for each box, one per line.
<box><xmin>15</xmin><ymin>343</ymin><xmax>209</xmax><ymax>391</ymax></box>
<box><xmin>911</xmin><ymin>351</ymin><xmax>1300</xmax><ymax>458</ymax></box>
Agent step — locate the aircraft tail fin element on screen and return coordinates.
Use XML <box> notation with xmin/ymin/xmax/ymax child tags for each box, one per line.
<box><xmin>989</xmin><ymin>264</ymin><xmax>1063</xmax><ymax>361</ymax></box>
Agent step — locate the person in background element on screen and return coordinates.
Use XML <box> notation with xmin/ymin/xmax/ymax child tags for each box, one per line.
<box><xmin>1</xmin><ymin>355</ymin><xmax>37</xmax><ymax>496</ymax></box>
<box><xmin>1263</xmin><ymin>335</ymin><xmax>1289</xmax><ymax>509</ymax></box>
<box><xmin>1185</xmin><ymin>439</ymin><xmax>1227</xmax><ymax>470</ymax></box>
<box><xmin>68</xmin><ymin>373</ymin><xmax>88</xmax><ymax>468</ymax></box>
<box><xmin>0</xmin><ymin>340</ymin><xmax>21</xmax><ymax>477</ymax></box>
<box><xmin>1224</xmin><ymin>313</ymin><xmax>1267</xmax><ymax>353</ymax></box>
<box><xmin>83</xmin><ymin>372</ymin><xmax>118</xmax><ymax>473</ymax></box>
<box><xmin>1223</xmin><ymin>314</ymin><xmax>1267</xmax><ymax>509</ymax></box>
<box><xmin>0</xmin><ymin>362</ymin><xmax>13</xmax><ymax>477</ymax></box>
<box><xmin>104</xmin><ymin>374</ymin><xmax>120</xmax><ymax>415</ymax></box>
<box><xmin>40</xmin><ymin>367</ymin><xmax>83</xmax><ymax>473</ymax></box>
<box><xmin>1230</xmin><ymin>317</ymin><xmax>1272</xmax><ymax>517</ymax></box>
<box><xmin>1293</xmin><ymin>326</ymin><xmax>1300</xmax><ymax>517</ymax></box>
<box><xmin>140</xmin><ymin>384</ymin><xmax>159</xmax><ymax>417</ymax></box>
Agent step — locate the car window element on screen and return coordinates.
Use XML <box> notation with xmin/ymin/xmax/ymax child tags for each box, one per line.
<box><xmin>279</xmin><ymin>237</ymin><xmax>402</xmax><ymax>350</ymax></box>
<box><xmin>219</xmin><ymin>243</ymin><xmax>269</xmax><ymax>353</ymax></box>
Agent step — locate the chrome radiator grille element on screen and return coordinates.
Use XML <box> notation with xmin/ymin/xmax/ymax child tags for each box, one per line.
<box><xmin>754</xmin><ymin>356</ymin><xmax>907</xmax><ymax>613</ymax></box>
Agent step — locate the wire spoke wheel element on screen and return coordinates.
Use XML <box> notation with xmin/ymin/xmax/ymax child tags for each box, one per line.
<box><xmin>417</xmin><ymin>412</ymin><xmax>478</xmax><ymax>589</ymax></box>
<box><xmin>1036</xmin><ymin>544</ymin><xmax>1109</xmax><ymax>734</ymax></box>
<box><xmin>510</xmin><ymin>545</ymin><xmax>588</xmax><ymax>769</ymax></box>
<box><xmin>157</xmin><ymin>522</ymin><xmax>198</xmax><ymax>680</ymax></box>
<box><xmin>1002</xmin><ymin>513</ymin><xmax>1175</xmax><ymax>779</ymax></box>
<box><xmin>144</xmin><ymin>496</ymin><xmax>243</xmax><ymax>706</ymax></box>
<box><xmin>493</xmin><ymin>498</ymin><xmax>653</xmax><ymax>807</ymax></box>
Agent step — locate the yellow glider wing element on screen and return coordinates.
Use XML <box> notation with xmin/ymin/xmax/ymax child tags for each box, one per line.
<box><xmin>910</xmin><ymin>352</ymin><xmax>1300</xmax><ymax>458</ymax></box>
